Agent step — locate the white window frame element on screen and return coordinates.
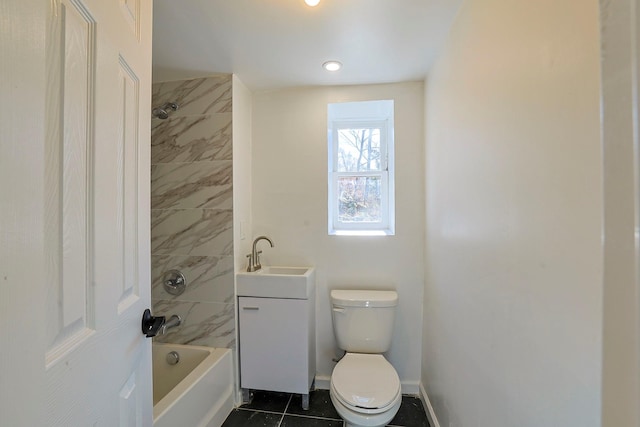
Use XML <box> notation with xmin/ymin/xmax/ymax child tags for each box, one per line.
<box><xmin>328</xmin><ymin>101</ymin><xmax>395</xmax><ymax>236</ymax></box>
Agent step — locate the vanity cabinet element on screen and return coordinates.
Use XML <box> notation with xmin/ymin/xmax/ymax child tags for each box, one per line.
<box><xmin>238</xmin><ymin>294</ymin><xmax>315</xmax><ymax>407</ymax></box>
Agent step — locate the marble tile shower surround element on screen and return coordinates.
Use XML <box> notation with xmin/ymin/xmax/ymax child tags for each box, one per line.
<box><xmin>151</xmin><ymin>114</ymin><xmax>232</xmax><ymax>164</ymax></box>
<box><xmin>151</xmin><ymin>75</ymin><xmax>235</xmax><ymax>350</ymax></box>
<box><xmin>151</xmin><ymin>161</ymin><xmax>233</xmax><ymax>210</ymax></box>
<box><xmin>152</xmin><ymin>299</ymin><xmax>236</xmax><ymax>349</ymax></box>
<box><xmin>151</xmin><ymin>255</ymin><xmax>234</xmax><ymax>303</ymax></box>
<box><xmin>152</xmin><ymin>77</ymin><xmax>232</xmax><ymax>117</ymax></box>
<box><xmin>151</xmin><ymin>209</ymin><xmax>234</xmax><ymax>256</ymax></box>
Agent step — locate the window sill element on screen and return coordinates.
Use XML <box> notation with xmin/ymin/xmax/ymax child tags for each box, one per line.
<box><xmin>329</xmin><ymin>229</ymin><xmax>394</xmax><ymax>236</ymax></box>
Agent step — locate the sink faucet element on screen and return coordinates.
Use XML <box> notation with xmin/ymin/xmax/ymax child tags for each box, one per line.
<box><xmin>247</xmin><ymin>236</ymin><xmax>274</xmax><ymax>272</ymax></box>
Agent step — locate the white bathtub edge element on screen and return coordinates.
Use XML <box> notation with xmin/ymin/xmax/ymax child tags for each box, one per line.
<box><xmin>201</xmin><ymin>381</ymin><xmax>234</xmax><ymax>427</ymax></box>
<box><xmin>153</xmin><ymin>346</ymin><xmax>233</xmax><ymax>427</ymax></box>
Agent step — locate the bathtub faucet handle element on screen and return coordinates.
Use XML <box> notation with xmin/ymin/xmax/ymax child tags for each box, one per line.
<box><xmin>163</xmin><ymin>270</ymin><xmax>187</xmax><ymax>296</ymax></box>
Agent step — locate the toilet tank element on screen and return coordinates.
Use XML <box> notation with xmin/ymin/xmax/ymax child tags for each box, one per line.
<box><xmin>330</xmin><ymin>290</ymin><xmax>398</xmax><ymax>354</ymax></box>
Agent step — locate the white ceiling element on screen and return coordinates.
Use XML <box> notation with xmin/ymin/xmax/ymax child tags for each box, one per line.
<box><xmin>152</xmin><ymin>0</ymin><xmax>463</xmax><ymax>90</ymax></box>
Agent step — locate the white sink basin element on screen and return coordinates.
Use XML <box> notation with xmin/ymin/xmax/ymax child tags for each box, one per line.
<box><xmin>236</xmin><ymin>266</ymin><xmax>315</xmax><ymax>299</ymax></box>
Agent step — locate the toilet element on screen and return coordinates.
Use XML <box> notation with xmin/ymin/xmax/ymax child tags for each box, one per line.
<box><xmin>329</xmin><ymin>290</ymin><xmax>401</xmax><ymax>427</ymax></box>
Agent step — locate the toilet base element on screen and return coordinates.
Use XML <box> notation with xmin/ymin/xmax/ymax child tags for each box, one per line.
<box><xmin>344</xmin><ymin>422</ymin><xmax>392</xmax><ymax>427</ymax></box>
<box><xmin>330</xmin><ymin>387</ymin><xmax>401</xmax><ymax>427</ymax></box>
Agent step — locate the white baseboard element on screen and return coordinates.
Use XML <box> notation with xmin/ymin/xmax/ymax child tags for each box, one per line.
<box><xmin>419</xmin><ymin>382</ymin><xmax>440</xmax><ymax>427</ymax></box>
<box><xmin>400</xmin><ymin>380</ymin><xmax>420</xmax><ymax>395</ymax></box>
<box><xmin>314</xmin><ymin>375</ymin><xmax>331</xmax><ymax>390</ymax></box>
<box><xmin>314</xmin><ymin>375</ymin><xmax>420</xmax><ymax>396</ymax></box>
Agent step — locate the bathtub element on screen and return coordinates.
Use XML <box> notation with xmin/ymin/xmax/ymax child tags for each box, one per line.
<box><xmin>153</xmin><ymin>343</ymin><xmax>234</xmax><ymax>427</ymax></box>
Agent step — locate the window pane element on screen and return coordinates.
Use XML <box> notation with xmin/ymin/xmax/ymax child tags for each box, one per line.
<box><xmin>337</xmin><ymin>128</ymin><xmax>381</xmax><ymax>172</ymax></box>
<box><xmin>337</xmin><ymin>176</ymin><xmax>382</xmax><ymax>223</ymax></box>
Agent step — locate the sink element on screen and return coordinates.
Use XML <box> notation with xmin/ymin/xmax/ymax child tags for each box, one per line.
<box><xmin>236</xmin><ymin>266</ymin><xmax>315</xmax><ymax>299</ymax></box>
<box><xmin>259</xmin><ymin>266</ymin><xmax>308</xmax><ymax>275</ymax></box>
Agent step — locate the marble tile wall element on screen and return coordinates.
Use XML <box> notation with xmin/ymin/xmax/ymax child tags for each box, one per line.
<box><xmin>150</xmin><ymin>75</ymin><xmax>235</xmax><ymax>349</ymax></box>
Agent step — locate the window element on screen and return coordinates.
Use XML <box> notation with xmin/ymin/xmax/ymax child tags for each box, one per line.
<box><xmin>328</xmin><ymin>100</ymin><xmax>395</xmax><ymax>235</ymax></box>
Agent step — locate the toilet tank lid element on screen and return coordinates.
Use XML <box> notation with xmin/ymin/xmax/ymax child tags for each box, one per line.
<box><xmin>330</xmin><ymin>290</ymin><xmax>398</xmax><ymax>307</ymax></box>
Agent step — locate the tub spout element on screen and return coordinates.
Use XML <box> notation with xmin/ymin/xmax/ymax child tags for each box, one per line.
<box><xmin>160</xmin><ymin>314</ymin><xmax>181</xmax><ymax>335</ymax></box>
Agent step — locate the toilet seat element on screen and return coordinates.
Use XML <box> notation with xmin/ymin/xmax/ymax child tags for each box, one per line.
<box><xmin>331</xmin><ymin>353</ymin><xmax>400</xmax><ymax>414</ymax></box>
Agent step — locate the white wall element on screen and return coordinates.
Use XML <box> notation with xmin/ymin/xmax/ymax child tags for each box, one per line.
<box><xmin>232</xmin><ymin>74</ymin><xmax>253</xmax><ymax>402</ymax></box>
<box><xmin>232</xmin><ymin>75</ymin><xmax>253</xmax><ymax>271</ymax></box>
<box><xmin>251</xmin><ymin>82</ymin><xmax>425</xmax><ymax>390</ymax></box>
<box><xmin>423</xmin><ymin>0</ymin><xmax>603</xmax><ymax>426</ymax></box>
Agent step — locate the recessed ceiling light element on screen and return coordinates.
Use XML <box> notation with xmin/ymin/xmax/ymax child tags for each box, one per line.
<box><xmin>305</xmin><ymin>0</ymin><xmax>320</xmax><ymax>6</ymax></box>
<box><xmin>323</xmin><ymin>61</ymin><xmax>342</xmax><ymax>72</ymax></box>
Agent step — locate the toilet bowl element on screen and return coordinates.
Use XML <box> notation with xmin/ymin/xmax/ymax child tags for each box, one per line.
<box><xmin>330</xmin><ymin>353</ymin><xmax>401</xmax><ymax>427</ymax></box>
<box><xmin>329</xmin><ymin>290</ymin><xmax>401</xmax><ymax>427</ymax></box>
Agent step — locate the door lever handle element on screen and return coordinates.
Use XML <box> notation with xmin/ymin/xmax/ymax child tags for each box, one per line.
<box><xmin>141</xmin><ymin>308</ymin><xmax>165</xmax><ymax>338</ymax></box>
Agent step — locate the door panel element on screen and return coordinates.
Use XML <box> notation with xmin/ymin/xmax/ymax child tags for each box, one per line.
<box><xmin>43</xmin><ymin>0</ymin><xmax>153</xmax><ymax>424</ymax></box>
<box><xmin>117</xmin><ymin>55</ymin><xmax>142</xmax><ymax>314</ymax></box>
<box><xmin>44</xmin><ymin>0</ymin><xmax>97</xmax><ymax>368</ymax></box>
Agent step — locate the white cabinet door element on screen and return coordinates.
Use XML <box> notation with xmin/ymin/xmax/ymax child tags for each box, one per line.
<box><xmin>0</xmin><ymin>0</ymin><xmax>153</xmax><ymax>425</ymax></box>
<box><xmin>239</xmin><ymin>297</ymin><xmax>310</xmax><ymax>394</ymax></box>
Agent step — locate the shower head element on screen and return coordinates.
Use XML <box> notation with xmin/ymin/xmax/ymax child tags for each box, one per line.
<box><xmin>152</xmin><ymin>102</ymin><xmax>179</xmax><ymax>119</ymax></box>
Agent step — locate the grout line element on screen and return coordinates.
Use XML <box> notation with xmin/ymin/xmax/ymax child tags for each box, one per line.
<box><xmin>283</xmin><ymin>394</ymin><xmax>292</xmax><ymax>413</ymax></box>
<box><xmin>279</xmin><ymin>413</ymin><xmax>342</xmax><ymax>421</ymax></box>
<box><xmin>276</xmin><ymin>394</ymin><xmax>292</xmax><ymax>427</ymax></box>
<box><xmin>235</xmin><ymin>407</ymin><xmax>284</xmax><ymax>415</ymax></box>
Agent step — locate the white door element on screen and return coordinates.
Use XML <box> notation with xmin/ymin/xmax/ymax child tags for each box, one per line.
<box><xmin>0</xmin><ymin>0</ymin><xmax>153</xmax><ymax>425</ymax></box>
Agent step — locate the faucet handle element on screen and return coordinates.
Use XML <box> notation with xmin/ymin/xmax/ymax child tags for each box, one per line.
<box><xmin>246</xmin><ymin>253</ymin><xmax>254</xmax><ymax>272</ymax></box>
<box><xmin>246</xmin><ymin>251</ymin><xmax>264</xmax><ymax>272</ymax></box>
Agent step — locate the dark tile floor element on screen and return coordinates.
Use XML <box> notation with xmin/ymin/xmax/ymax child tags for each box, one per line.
<box><xmin>222</xmin><ymin>389</ymin><xmax>430</xmax><ymax>427</ymax></box>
